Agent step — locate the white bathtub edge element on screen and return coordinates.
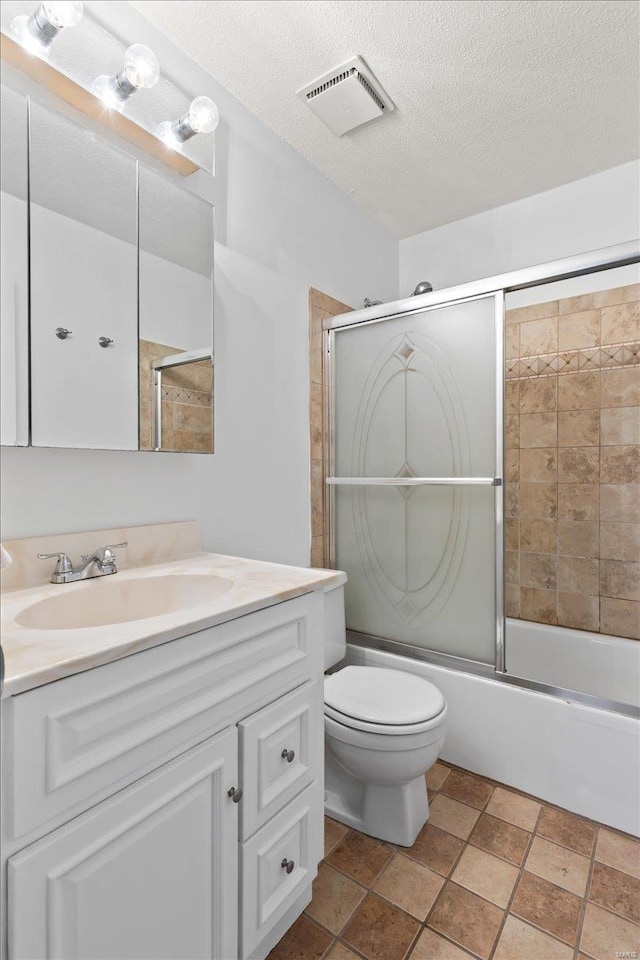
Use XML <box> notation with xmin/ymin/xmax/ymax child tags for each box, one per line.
<box><xmin>346</xmin><ymin>643</ymin><xmax>640</xmax><ymax>837</ymax></box>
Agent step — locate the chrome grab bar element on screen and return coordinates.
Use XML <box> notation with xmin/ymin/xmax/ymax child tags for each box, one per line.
<box><xmin>152</xmin><ymin>348</ymin><xmax>213</xmax><ymax>451</ymax></box>
<box><xmin>326</xmin><ymin>477</ymin><xmax>502</xmax><ymax>486</ymax></box>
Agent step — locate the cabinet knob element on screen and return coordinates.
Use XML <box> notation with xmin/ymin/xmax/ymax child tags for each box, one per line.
<box><xmin>281</xmin><ymin>748</ymin><xmax>295</xmax><ymax>763</ymax></box>
<box><xmin>281</xmin><ymin>858</ymin><xmax>295</xmax><ymax>874</ymax></box>
<box><xmin>98</xmin><ymin>336</ymin><xmax>114</xmax><ymax>348</ymax></box>
<box><xmin>55</xmin><ymin>327</ymin><xmax>72</xmax><ymax>340</ymax></box>
<box><xmin>227</xmin><ymin>786</ymin><xmax>243</xmax><ymax>803</ymax></box>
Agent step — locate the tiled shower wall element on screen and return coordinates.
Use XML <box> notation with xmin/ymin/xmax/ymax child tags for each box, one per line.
<box><xmin>505</xmin><ymin>284</ymin><xmax>640</xmax><ymax>640</ymax></box>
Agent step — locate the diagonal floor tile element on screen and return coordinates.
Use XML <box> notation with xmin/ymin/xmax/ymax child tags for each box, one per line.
<box><xmin>409</xmin><ymin>927</ymin><xmax>474</xmax><ymax>959</ymax></box>
<box><xmin>493</xmin><ymin>915</ymin><xmax>573</xmax><ymax>959</ymax></box>
<box><xmin>486</xmin><ymin>786</ymin><xmax>541</xmax><ymax>831</ymax></box>
<box><xmin>267</xmin><ymin>914</ymin><xmax>334</xmax><ymax>960</ymax></box>
<box><xmin>426</xmin><ymin>761</ymin><xmax>451</xmax><ymax>791</ymax></box>
<box><xmin>427</xmin><ymin>882</ymin><xmax>504</xmax><ymax>960</ymax></box>
<box><xmin>511</xmin><ymin>871</ymin><xmax>582</xmax><ymax>945</ymax></box>
<box><xmin>402</xmin><ymin>822</ymin><xmax>465</xmax><ymax>876</ymax></box>
<box><xmin>580</xmin><ymin>902</ymin><xmax>640</xmax><ymax>960</ymax></box>
<box><xmin>324</xmin><ymin>817</ymin><xmax>349</xmax><ymax>858</ymax></box>
<box><xmin>306</xmin><ymin>864</ymin><xmax>366</xmax><ymax>935</ymax></box>
<box><xmin>440</xmin><ymin>770</ymin><xmax>494</xmax><ymax>810</ymax></box>
<box><xmin>469</xmin><ymin>813</ymin><xmax>531</xmax><ymax>865</ymax></box>
<box><xmin>326</xmin><ymin>831</ymin><xmax>392</xmax><ymax>886</ymax></box>
<box><xmin>373</xmin><ymin>852</ymin><xmax>444</xmax><ymax>920</ymax></box>
<box><xmin>341</xmin><ymin>892</ymin><xmax>420</xmax><ymax>960</ymax></box>
<box><xmin>451</xmin><ymin>845</ymin><xmax>519</xmax><ymax>908</ymax></box>
<box><xmin>595</xmin><ymin>828</ymin><xmax>640</xmax><ymax>880</ymax></box>
<box><xmin>429</xmin><ymin>795</ymin><xmax>481</xmax><ymax>840</ymax></box>
<box><xmin>589</xmin><ymin>860</ymin><xmax>640</xmax><ymax>924</ymax></box>
<box><xmin>525</xmin><ymin>836</ymin><xmax>591</xmax><ymax>896</ymax></box>
<box><xmin>325</xmin><ymin>945</ymin><xmax>360</xmax><ymax>960</ymax></box>
<box><xmin>537</xmin><ymin>806</ymin><xmax>595</xmax><ymax>856</ymax></box>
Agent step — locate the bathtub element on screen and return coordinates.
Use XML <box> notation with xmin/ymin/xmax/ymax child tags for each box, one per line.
<box><xmin>505</xmin><ymin>618</ymin><xmax>640</xmax><ymax>709</ymax></box>
<box><xmin>346</xmin><ymin>634</ymin><xmax>640</xmax><ymax>836</ymax></box>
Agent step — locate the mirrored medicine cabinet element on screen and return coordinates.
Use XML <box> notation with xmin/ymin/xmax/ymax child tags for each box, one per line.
<box><xmin>0</xmin><ymin>81</ymin><xmax>214</xmax><ymax>454</ymax></box>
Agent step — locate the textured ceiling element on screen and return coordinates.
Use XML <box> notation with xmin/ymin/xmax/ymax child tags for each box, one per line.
<box><xmin>129</xmin><ymin>0</ymin><xmax>640</xmax><ymax>238</ymax></box>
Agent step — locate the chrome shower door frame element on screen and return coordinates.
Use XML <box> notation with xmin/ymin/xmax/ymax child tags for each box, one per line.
<box><xmin>324</xmin><ymin>290</ymin><xmax>505</xmax><ymax>675</ymax></box>
<box><xmin>323</xmin><ymin>239</ymin><xmax>640</xmax><ymax>714</ymax></box>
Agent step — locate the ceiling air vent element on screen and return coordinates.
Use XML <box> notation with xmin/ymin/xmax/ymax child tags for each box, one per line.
<box><xmin>297</xmin><ymin>55</ymin><xmax>395</xmax><ymax>136</ymax></box>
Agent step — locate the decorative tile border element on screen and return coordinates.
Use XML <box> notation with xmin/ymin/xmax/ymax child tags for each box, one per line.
<box><xmin>161</xmin><ymin>385</ymin><xmax>212</xmax><ymax>406</ymax></box>
<box><xmin>506</xmin><ymin>341</ymin><xmax>640</xmax><ymax>380</ymax></box>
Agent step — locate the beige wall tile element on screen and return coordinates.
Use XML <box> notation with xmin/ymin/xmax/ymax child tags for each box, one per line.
<box><xmin>505</xmin><ymin>483</ymin><xmax>519</xmax><ymax>518</ymax></box>
<box><xmin>558</xmin><ymin>284</ymin><xmax>639</xmax><ymax>314</ymax></box>
<box><xmin>520</xmin><ymin>587</ymin><xmax>557</xmax><ymax>624</ymax></box>
<box><xmin>557</xmin><ymin>483</ymin><xmax>599</xmax><ymax>521</ymax></box>
<box><xmin>520</xmin><ymin>519</ymin><xmax>557</xmax><ymax>554</ymax></box>
<box><xmin>557</xmin><ymin>592</ymin><xmax>600</xmax><ymax>632</ymax></box>
<box><xmin>558</xmin><ymin>447</ymin><xmax>599</xmax><ymax>483</ymax></box>
<box><xmin>558</xmin><ymin>520</ymin><xmax>599</xmax><ymax>558</ymax></box>
<box><xmin>507</xmin><ymin>301</ymin><xmax>558</xmax><ymax>325</ymax></box>
<box><xmin>601</xmin><ymin>301</ymin><xmax>640</xmax><ymax>343</ymax></box>
<box><xmin>600</xmin><ymin>368</ymin><xmax>640</xmax><ymax>407</ymax></box>
<box><xmin>505</xmin><ymin>415</ymin><xmax>520</xmax><ymax>449</ymax></box>
<box><xmin>600</xmin><ymin>522</ymin><xmax>640</xmax><ymax>562</ymax></box>
<box><xmin>558</xmin><ymin>410</ymin><xmax>599</xmax><ymax>447</ymax></box>
<box><xmin>506</xmin><ymin>518</ymin><xmax>519</xmax><ymax>551</ymax></box>
<box><xmin>310</xmin><ymin>537</ymin><xmax>324</xmax><ymax>568</ymax></box>
<box><xmin>310</xmin><ymin>381</ymin><xmax>323</xmax><ymax>460</ymax></box>
<box><xmin>520</xmin><ymin>317</ymin><xmax>558</xmax><ymax>356</ymax></box>
<box><xmin>520</xmin><ymin>378</ymin><xmax>557</xmax><ymax>414</ymax></box>
<box><xmin>558</xmin><ymin>311</ymin><xmax>600</xmax><ymax>350</ymax></box>
<box><xmin>557</xmin><ymin>371</ymin><xmax>600</xmax><ymax>411</ymax></box>
<box><xmin>311</xmin><ymin>460</ymin><xmax>324</xmax><ymax>539</ymax></box>
<box><xmin>520</xmin><ymin>413</ymin><xmax>557</xmax><ymax>448</ymax></box>
<box><xmin>558</xmin><ymin>556</ymin><xmax>600</xmax><ymax>595</ymax></box>
<box><xmin>505</xmin><ymin>551</ymin><xmax>519</xmax><ymax>584</ymax></box>
<box><xmin>600</xmin><ymin>598</ymin><xmax>640</xmax><ymax>639</ymax></box>
<box><xmin>505</xmin><ymin>584</ymin><xmax>520</xmax><ymax>617</ymax></box>
<box><xmin>600</xmin><ymin>406</ymin><xmax>640</xmax><ymax>446</ymax></box>
<box><xmin>520</xmin><ymin>483</ymin><xmax>557</xmax><ymax>519</ymax></box>
<box><xmin>600</xmin><ymin>445</ymin><xmax>640</xmax><ymax>483</ymax></box>
<box><xmin>505</xmin><ymin>380</ymin><xmax>520</xmax><ymax>415</ymax></box>
<box><xmin>506</xmin><ymin>449</ymin><xmax>520</xmax><ymax>483</ymax></box>
<box><xmin>173</xmin><ymin>403</ymin><xmax>213</xmax><ymax>433</ymax></box>
<box><xmin>520</xmin><ymin>448</ymin><xmax>557</xmax><ymax>482</ymax></box>
<box><xmin>600</xmin><ymin>560</ymin><xmax>640</xmax><ymax>602</ymax></box>
<box><xmin>505</xmin><ymin>324</ymin><xmax>519</xmax><ymax>360</ymax></box>
<box><xmin>520</xmin><ymin>553</ymin><xmax>556</xmax><ymax>590</ymax></box>
<box><xmin>600</xmin><ymin>484</ymin><xmax>640</xmax><ymax>523</ymax></box>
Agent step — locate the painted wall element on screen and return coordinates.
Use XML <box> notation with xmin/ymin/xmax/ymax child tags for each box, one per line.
<box><xmin>399</xmin><ymin>161</ymin><xmax>640</xmax><ymax>302</ymax></box>
<box><xmin>0</xmin><ymin>1</ymin><xmax>398</xmax><ymax>565</ymax></box>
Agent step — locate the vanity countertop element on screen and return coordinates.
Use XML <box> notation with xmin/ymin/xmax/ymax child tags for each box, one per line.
<box><xmin>1</xmin><ymin>552</ymin><xmax>346</xmax><ymax>698</ymax></box>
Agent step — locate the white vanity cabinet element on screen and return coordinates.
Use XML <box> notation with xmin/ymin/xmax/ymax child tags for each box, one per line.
<box><xmin>1</xmin><ymin>590</ymin><xmax>327</xmax><ymax>960</ymax></box>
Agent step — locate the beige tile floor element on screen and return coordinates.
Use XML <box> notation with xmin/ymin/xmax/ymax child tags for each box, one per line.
<box><xmin>268</xmin><ymin>762</ymin><xmax>640</xmax><ymax>960</ymax></box>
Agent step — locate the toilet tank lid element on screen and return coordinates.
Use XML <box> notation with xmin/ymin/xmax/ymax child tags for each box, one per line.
<box><xmin>325</xmin><ymin>666</ymin><xmax>445</xmax><ymax>725</ymax></box>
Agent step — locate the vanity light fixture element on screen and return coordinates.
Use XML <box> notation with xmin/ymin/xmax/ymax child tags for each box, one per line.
<box><xmin>93</xmin><ymin>44</ymin><xmax>160</xmax><ymax>109</ymax></box>
<box><xmin>155</xmin><ymin>96</ymin><xmax>219</xmax><ymax>148</ymax></box>
<box><xmin>10</xmin><ymin>1</ymin><xmax>83</xmax><ymax>58</ymax></box>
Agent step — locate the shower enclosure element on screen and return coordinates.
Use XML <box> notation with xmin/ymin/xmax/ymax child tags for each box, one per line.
<box><xmin>323</xmin><ymin>240</ymin><xmax>640</xmax><ymax>718</ymax></box>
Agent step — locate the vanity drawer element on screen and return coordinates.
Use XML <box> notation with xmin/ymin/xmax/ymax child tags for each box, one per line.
<box><xmin>4</xmin><ymin>592</ymin><xmax>322</xmax><ymax>843</ymax></box>
<box><xmin>239</xmin><ymin>680</ymin><xmax>323</xmax><ymax>839</ymax></box>
<box><xmin>240</xmin><ymin>780</ymin><xmax>323</xmax><ymax>960</ymax></box>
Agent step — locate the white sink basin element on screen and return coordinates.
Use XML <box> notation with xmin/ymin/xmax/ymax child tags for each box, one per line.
<box><xmin>16</xmin><ymin>574</ymin><xmax>234</xmax><ymax>630</ymax></box>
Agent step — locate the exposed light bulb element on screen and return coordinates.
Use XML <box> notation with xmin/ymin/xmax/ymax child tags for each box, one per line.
<box><xmin>92</xmin><ymin>43</ymin><xmax>160</xmax><ymax>109</ymax></box>
<box><xmin>155</xmin><ymin>96</ymin><xmax>219</xmax><ymax>149</ymax></box>
<box><xmin>10</xmin><ymin>1</ymin><xmax>83</xmax><ymax>58</ymax></box>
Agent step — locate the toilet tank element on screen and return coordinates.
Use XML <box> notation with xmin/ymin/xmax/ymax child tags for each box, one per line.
<box><xmin>323</xmin><ymin>582</ymin><xmax>347</xmax><ymax>670</ymax></box>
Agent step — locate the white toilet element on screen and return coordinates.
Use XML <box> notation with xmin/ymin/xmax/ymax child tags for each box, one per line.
<box><xmin>323</xmin><ymin>584</ymin><xmax>448</xmax><ymax>847</ymax></box>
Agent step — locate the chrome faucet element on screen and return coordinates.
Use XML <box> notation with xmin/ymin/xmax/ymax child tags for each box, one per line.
<box><xmin>38</xmin><ymin>542</ymin><xmax>127</xmax><ymax>584</ymax></box>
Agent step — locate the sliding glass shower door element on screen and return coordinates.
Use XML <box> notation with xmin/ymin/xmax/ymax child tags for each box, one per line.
<box><xmin>329</xmin><ymin>294</ymin><xmax>503</xmax><ymax>666</ymax></box>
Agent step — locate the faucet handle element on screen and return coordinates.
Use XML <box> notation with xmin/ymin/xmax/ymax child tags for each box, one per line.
<box><xmin>99</xmin><ymin>542</ymin><xmax>127</xmax><ymax>567</ymax></box>
<box><xmin>105</xmin><ymin>542</ymin><xmax>128</xmax><ymax>551</ymax></box>
<box><xmin>37</xmin><ymin>552</ymin><xmax>73</xmax><ymax>575</ymax></box>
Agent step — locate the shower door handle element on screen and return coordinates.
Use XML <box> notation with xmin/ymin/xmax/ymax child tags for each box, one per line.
<box><xmin>325</xmin><ymin>477</ymin><xmax>502</xmax><ymax>486</ymax></box>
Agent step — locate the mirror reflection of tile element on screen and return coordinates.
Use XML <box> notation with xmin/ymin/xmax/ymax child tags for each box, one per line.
<box><xmin>139</xmin><ymin>339</ymin><xmax>214</xmax><ymax>453</ymax></box>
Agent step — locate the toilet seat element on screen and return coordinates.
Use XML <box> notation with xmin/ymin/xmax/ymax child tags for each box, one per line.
<box><xmin>324</xmin><ymin>666</ymin><xmax>446</xmax><ymax>735</ymax></box>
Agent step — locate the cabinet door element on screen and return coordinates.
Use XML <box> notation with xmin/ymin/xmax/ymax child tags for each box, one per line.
<box><xmin>8</xmin><ymin>729</ymin><xmax>238</xmax><ymax>960</ymax></box>
<box><xmin>29</xmin><ymin>103</ymin><xmax>138</xmax><ymax>450</ymax></box>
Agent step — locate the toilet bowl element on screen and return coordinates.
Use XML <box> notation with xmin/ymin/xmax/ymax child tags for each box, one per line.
<box><xmin>324</xmin><ymin>665</ymin><xmax>447</xmax><ymax>846</ymax></box>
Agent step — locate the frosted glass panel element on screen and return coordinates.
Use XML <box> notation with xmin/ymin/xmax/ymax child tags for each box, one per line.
<box><xmin>333</xmin><ymin>295</ymin><xmax>499</xmax><ymax>664</ymax></box>
<box><xmin>336</xmin><ymin>485</ymin><xmax>496</xmax><ymax>662</ymax></box>
<box><xmin>335</xmin><ymin>298</ymin><xmax>497</xmax><ymax>477</ymax></box>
